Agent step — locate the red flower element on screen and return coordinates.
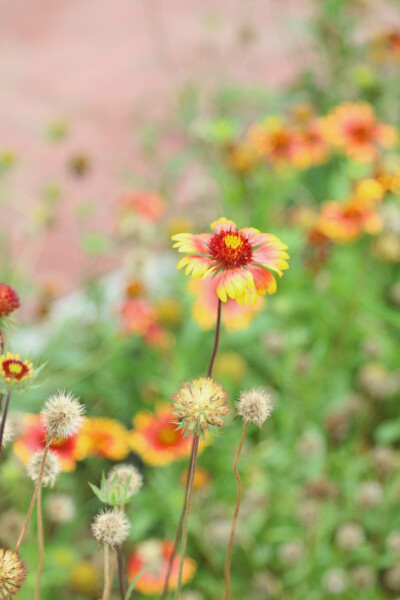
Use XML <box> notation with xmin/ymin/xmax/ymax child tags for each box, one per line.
<box><xmin>0</xmin><ymin>283</ymin><xmax>20</xmax><ymax>317</ymax></box>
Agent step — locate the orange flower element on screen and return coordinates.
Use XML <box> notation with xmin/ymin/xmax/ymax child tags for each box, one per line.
<box><xmin>127</xmin><ymin>539</ymin><xmax>196</xmax><ymax>595</ymax></box>
<box><xmin>13</xmin><ymin>414</ymin><xmax>80</xmax><ymax>471</ymax></box>
<box><xmin>129</xmin><ymin>404</ymin><xmax>193</xmax><ymax>466</ymax></box>
<box><xmin>322</xmin><ymin>102</ymin><xmax>397</xmax><ymax>162</ymax></box>
<box><xmin>293</xmin><ymin>119</ymin><xmax>330</xmax><ymax>168</ymax></box>
<box><xmin>118</xmin><ymin>192</ymin><xmax>164</xmax><ymax>222</ymax></box>
<box><xmin>317</xmin><ymin>198</ymin><xmax>382</xmax><ymax>243</ymax></box>
<box><xmin>74</xmin><ymin>417</ymin><xmax>129</xmax><ymax>461</ymax></box>
<box><xmin>249</xmin><ymin>118</ymin><xmax>301</xmax><ymax>167</ymax></box>
<box><xmin>172</xmin><ymin>217</ymin><xmax>289</xmax><ymax>306</ymax></box>
<box><xmin>189</xmin><ymin>278</ymin><xmax>263</xmax><ymax>331</ymax></box>
<box><xmin>0</xmin><ymin>283</ymin><xmax>20</xmax><ymax>317</ymax></box>
<box><xmin>120</xmin><ymin>298</ymin><xmax>172</xmax><ymax>350</ymax></box>
<box><xmin>180</xmin><ymin>465</ymin><xmax>211</xmax><ymax>490</ymax></box>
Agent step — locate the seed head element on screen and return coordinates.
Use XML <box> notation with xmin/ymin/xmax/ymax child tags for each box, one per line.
<box><xmin>0</xmin><ymin>548</ymin><xmax>26</xmax><ymax>598</ymax></box>
<box><xmin>357</xmin><ymin>480</ymin><xmax>383</xmax><ymax>508</ymax></box>
<box><xmin>27</xmin><ymin>450</ymin><xmax>60</xmax><ymax>487</ymax></box>
<box><xmin>322</xmin><ymin>568</ymin><xmax>348</xmax><ymax>595</ymax></box>
<box><xmin>171</xmin><ymin>377</ymin><xmax>229</xmax><ymax>437</ymax></box>
<box><xmin>336</xmin><ymin>522</ymin><xmax>365</xmax><ymax>551</ymax></box>
<box><xmin>91</xmin><ymin>509</ymin><xmax>130</xmax><ymax>547</ymax></box>
<box><xmin>45</xmin><ymin>494</ymin><xmax>76</xmax><ymax>524</ymax></box>
<box><xmin>0</xmin><ymin>415</ymin><xmax>14</xmax><ymax>447</ymax></box>
<box><xmin>41</xmin><ymin>391</ymin><xmax>85</xmax><ymax>441</ymax></box>
<box><xmin>236</xmin><ymin>388</ymin><xmax>273</xmax><ymax>428</ymax></box>
<box><xmin>107</xmin><ymin>464</ymin><xmax>143</xmax><ymax>497</ymax></box>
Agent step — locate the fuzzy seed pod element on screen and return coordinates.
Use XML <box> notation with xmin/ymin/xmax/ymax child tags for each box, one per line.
<box><xmin>91</xmin><ymin>509</ymin><xmax>130</xmax><ymax>547</ymax></box>
<box><xmin>45</xmin><ymin>494</ymin><xmax>76</xmax><ymax>524</ymax></box>
<box><xmin>322</xmin><ymin>568</ymin><xmax>348</xmax><ymax>595</ymax></box>
<box><xmin>0</xmin><ymin>415</ymin><xmax>14</xmax><ymax>447</ymax></box>
<box><xmin>41</xmin><ymin>391</ymin><xmax>85</xmax><ymax>441</ymax></box>
<box><xmin>107</xmin><ymin>464</ymin><xmax>143</xmax><ymax>497</ymax></box>
<box><xmin>236</xmin><ymin>388</ymin><xmax>273</xmax><ymax>428</ymax></box>
<box><xmin>336</xmin><ymin>522</ymin><xmax>365</xmax><ymax>551</ymax></box>
<box><xmin>27</xmin><ymin>450</ymin><xmax>60</xmax><ymax>487</ymax></box>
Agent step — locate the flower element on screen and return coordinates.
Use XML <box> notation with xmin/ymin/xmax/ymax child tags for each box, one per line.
<box><xmin>335</xmin><ymin>523</ymin><xmax>365</xmax><ymax>551</ymax></box>
<box><xmin>118</xmin><ymin>192</ymin><xmax>164</xmax><ymax>222</ymax></box>
<box><xmin>0</xmin><ymin>549</ymin><xmax>26</xmax><ymax>599</ymax></box>
<box><xmin>91</xmin><ymin>509</ymin><xmax>130</xmax><ymax>547</ymax></box>
<box><xmin>249</xmin><ymin>118</ymin><xmax>301</xmax><ymax>167</ymax></box>
<box><xmin>172</xmin><ymin>217</ymin><xmax>289</xmax><ymax>305</ymax></box>
<box><xmin>120</xmin><ymin>298</ymin><xmax>172</xmax><ymax>350</ymax></box>
<box><xmin>75</xmin><ymin>417</ymin><xmax>130</xmax><ymax>461</ymax></box>
<box><xmin>0</xmin><ymin>284</ymin><xmax>20</xmax><ymax>318</ymax></box>
<box><xmin>322</xmin><ymin>102</ymin><xmax>397</xmax><ymax>162</ymax></box>
<box><xmin>293</xmin><ymin>119</ymin><xmax>330</xmax><ymax>168</ymax></box>
<box><xmin>322</xmin><ymin>568</ymin><xmax>348</xmax><ymax>595</ymax></box>
<box><xmin>13</xmin><ymin>414</ymin><xmax>80</xmax><ymax>472</ymax></box>
<box><xmin>27</xmin><ymin>450</ymin><xmax>60</xmax><ymax>487</ymax></box>
<box><xmin>0</xmin><ymin>511</ymin><xmax>24</xmax><ymax>547</ymax></box>
<box><xmin>317</xmin><ymin>198</ymin><xmax>382</xmax><ymax>242</ymax></box>
<box><xmin>172</xmin><ymin>377</ymin><xmax>229</xmax><ymax>437</ymax></box>
<box><xmin>45</xmin><ymin>494</ymin><xmax>76</xmax><ymax>524</ymax></box>
<box><xmin>236</xmin><ymin>387</ymin><xmax>273</xmax><ymax>428</ymax></box>
<box><xmin>213</xmin><ymin>352</ymin><xmax>248</xmax><ymax>384</ymax></box>
<box><xmin>0</xmin><ymin>353</ymin><xmax>33</xmax><ymax>387</ymax></box>
<box><xmin>126</xmin><ymin>539</ymin><xmax>196</xmax><ymax>595</ymax></box>
<box><xmin>129</xmin><ymin>404</ymin><xmax>193</xmax><ymax>466</ymax></box>
<box><xmin>179</xmin><ymin>466</ymin><xmax>211</xmax><ymax>490</ymax></box>
<box><xmin>69</xmin><ymin>560</ymin><xmax>101</xmax><ymax>596</ymax></box>
<box><xmin>41</xmin><ymin>391</ymin><xmax>85</xmax><ymax>442</ymax></box>
<box><xmin>189</xmin><ymin>278</ymin><xmax>263</xmax><ymax>331</ymax></box>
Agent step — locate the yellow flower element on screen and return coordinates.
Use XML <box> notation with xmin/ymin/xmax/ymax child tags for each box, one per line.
<box><xmin>0</xmin><ymin>353</ymin><xmax>33</xmax><ymax>387</ymax></box>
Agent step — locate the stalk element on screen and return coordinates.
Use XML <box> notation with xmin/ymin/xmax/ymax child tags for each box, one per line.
<box><xmin>34</xmin><ymin>486</ymin><xmax>45</xmax><ymax>600</ymax></box>
<box><xmin>222</xmin><ymin>422</ymin><xmax>249</xmax><ymax>600</ymax></box>
<box><xmin>102</xmin><ymin>543</ymin><xmax>111</xmax><ymax>600</ymax></box>
<box><xmin>116</xmin><ymin>544</ymin><xmax>126</xmax><ymax>600</ymax></box>
<box><xmin>0</xmin><ymin>391</ymin><xmax>11</xmax><ymax>464</ymax></box>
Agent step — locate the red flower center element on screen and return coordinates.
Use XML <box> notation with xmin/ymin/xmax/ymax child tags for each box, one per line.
<box><xmin>348</xmin><ymin>122</ymin><xmax>373</xmax><ymax>143</ymax></box>
<box><xmin>2</xmin><ymin>359</ymin><xmax>29</xmax><ymax>381</ymax></box>
<box><xmin>209</xmin><ymin>231</ymin><xmax>252</xmax><ymax>268</ymax></box>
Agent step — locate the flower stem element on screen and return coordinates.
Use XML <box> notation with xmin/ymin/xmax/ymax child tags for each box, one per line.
<box><xmin>116</xmin><ymin>544</ymin><xmax>126</xmax><ymax>600</ymax></box>
<box><xmin>222</xmin><ymin>421</ymin><xmax>249</xmax><ymax>600</ymax></box>
<box><xmin>34</xmin><ymin>486</ymin><xmax>45</xmax><ymax>600</ymax></box>
<box><xmin>15</xmin><ymin>442</ymin><xmax>50</xmax><ymax>552</ymax></box>
<box><xmin>102</xmin><ymin>543</ymin><xmax>111</xmax><ymax>600</ymax></box>
<box><xmin>174</xmin><ymin>434</ymin><xmax>199</xmax><ymax>600</ymax></box>
<box><xmin>0</xmin><ymin>390</ymin><xmax>11</xmax><ymax>464</ymax></box>
<box><xmin>207</xmin><ymin>299</ymin><xmax>222</xmax><ymax>377</ymax></box>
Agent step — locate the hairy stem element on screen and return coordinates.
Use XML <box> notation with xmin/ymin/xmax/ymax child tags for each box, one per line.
<box><xmin>16</xmin><ymin>442</ymin><xmax>50</xmax><ymax>552</ymax></box>
<box><xmin>102</xmin><ymin>543</ymin><xmax>111</xmax><ymax>600</ymax></box>
<box><xmin>34</xmin><ymin>487</ymin><xmax>45</xmax><ymax>600</ymax></box>
<box><xmin>174</xmin><ymin>434</ymin><xmax>199</xmax><ymax>600</ymax></box>
<box><xmin>0</xmin><ymin>391</ymin><xmax>11</xmax><ymax>464</ymax></box>
<box><xmin>222</xmin><ymin>422</ymin><xmax>249</xmax><ymax>600</ymax></box>
<box><xmin>207</xmin><ymin>299</ymin><xmax>222</xmax><ymax>378</ymax></box>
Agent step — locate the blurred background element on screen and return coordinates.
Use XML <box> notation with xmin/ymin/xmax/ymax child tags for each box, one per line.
<box><xmin>1</xmin><ymin>1</ymin><xmax>400</xmax><ymax>599</ymax></box>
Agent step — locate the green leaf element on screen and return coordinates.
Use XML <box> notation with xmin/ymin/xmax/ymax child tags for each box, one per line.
<box><xmin>125</xmin><ymin>568</ymin><xmax>147</xmax><ymax>600</ymax></box>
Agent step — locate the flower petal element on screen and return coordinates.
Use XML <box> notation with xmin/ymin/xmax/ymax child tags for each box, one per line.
<box><xmin>248</xmin><ymin>265</ymin><xmax>278</xmax><ymax>295</ymax></box>
<box><xmin>210</xmin><ymin>218</ymin><xmax>238</xmax><ymax>234</ymax></box>
<box><xmin>172</xmin><ymin>233</ymin><xmax>212</xmax><ymax>254</ymax></box>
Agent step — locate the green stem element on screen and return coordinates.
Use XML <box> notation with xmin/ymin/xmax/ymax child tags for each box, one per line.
<box><xmin>0</xmin><ymin>390</ymin><xmax>11</xmax><ymax>465</ymax></box>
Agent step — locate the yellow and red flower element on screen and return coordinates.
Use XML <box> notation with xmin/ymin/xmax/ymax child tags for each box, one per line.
<box><xmin>118</xmin><ymin>192</ymin><xmax>165</xmax><ymax>222</ymax></box>
<box><xmin>249</xmin><ymin>118</ymin><xmax>301</xmax><ymax>167</ymax></box>
<box><xmin>127</xmin><ymin>539</ymin><xmax>196</xmax><ymax>595</ymax></box>
<box><xmin>74</xmin><ymin>417</ymin><xmax>130</xmax><ymax>461</ymax></box>
<box><xmin>0</xmin><ymin>353</ymin><xmax>33</xmax><ymax>387</ymax></box>
<box><xmin>293</xmin><ymin>119</ymin><xmax>330</xmax><ymax>168</ymax></box>
<box><xmin>322</xmin><ymin>102</ymin><xmax>397</xmax><ymax>162</ymax></box>
<box><xmin>0</xmin><ymin>283</ymin><xmax>20</xmax><ymax>317</ymax></box>
<box><xmin>189</xmin><ymin>278</ymin><xmax>263</xmax><ymax>331</ymax></box>
<box><xmin>129</xmin><ymin>403</ymin><xmax>194</xmax><ymax>466</ymax></box>
<box><xmin>172</xmin><ymin>217</ymin><xmax>289</xmax><ymax>306</ymax></box>
<box><xmin>13</xmin><ymin>414</ymin><xmax>80</xmax><ymax>471</ymax></box>
<box><xmin>317</xmin><ymin>198</ymin><xmax>382</xmax><ymax>243</ymax></box>
<box><xmin>120</xmin><ymin>298</ymin><xmax>172</xmax><ymax>350</ymax></box>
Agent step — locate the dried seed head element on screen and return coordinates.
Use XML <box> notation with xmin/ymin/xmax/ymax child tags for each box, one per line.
<box><xmin>91</xmin><ymin>510</ymin><xmax>130</xmax><ymax>547</ymax></box>
<box><xmin>384</xmin><ymin>564</ymin><xmax>400</xmax><ymax>592</ymax></box>
<box><xmin>357</xmin><ymin>480</ymin><xmax>383</xmax><ymax>508</ymax></box>
<box><xmin>0</xmin><ymin>415</ymin><xmax>14</xmax><ymax>447</ymax></box>
<box><xmin>41</xmin><ymin>391</ymin><xmax>85</xmax><ymax>441</ymax></box>
<box><xmin>45</xmin><ymin>494</ymin><xmax>76</xmax><ymax>524</ymax></box>
<box><xmin>336</xmin><ymin>522</ymin><xmax>365</xmax><ymax>551</ymax></box>
<box><xmin>322</xmin><ymin>568</ymin><xmax>348</xmax><ymax>595</ymax></box>
<box><xmin>278</xmin><ymin>540</ymin><xmax>305</xmax><ymax>565</ymax></box>
<box><xmin>0</xmin><ymin>511</ymin><xmax>24</xmax><ymax>547</ymax></box>
<box><xmin>351</xmin><ymin>565</ymin><xmax>376</xmax><ymax>589</ymax></box>
<box><xmin>171</xmin><ymin>377</ymin><xmax>229</xmax><ymax>437</ymax></box>
<box><xmin>0</xmin><ymin>548</ymin><xmax>26</xmax><ymax>598</ymax></box>
<box><xmin>27</xmin><ymin>450</ymin><xmax>60</xmax><ymax>487</ymax></box>
<box><xmin>107</xmin><ymin>464</ymin><xmax>143</xmax><ymax>497</ymax></box>
<box><xmin>236</xmin><ymin>388</ymin><xmax>273</xmax><ymax>428</ymax></box>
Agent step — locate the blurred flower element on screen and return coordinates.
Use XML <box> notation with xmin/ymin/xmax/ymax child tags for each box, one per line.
<box><xmin>75</xmin><ymin>417</ymin><xmax>130</xmax><ymax>461</ymax></box>
<box><xmin>41</xmin><ymin>391</ymin><xmax>85</xmax><ymax>442</ymax></box>
<box><xmin>118</xmin><ymin>192</ymin><xmax>164</xmax><ymax>224</ymax></box>
<box><xmin>249</xmin><ymin>117</ymin><xmax>301</xmax><ymax>167</ymax></box>
<box><xmin>297</xmin><ymin>430</ymin><xmax>324</xmax><ymax>458</ymax></box>
<box><xmin>370</xmin><ymin>29</ymin><xmax>400</xmax><ymax>63</ymax></box>
<box><xmin>154</xmin><ymin>298</ymin><xmax>183</xmax><ymax>328</ymax></box>
<box><xmin>297</xmin><ymin>499</ymin><xmax>320</xmax><ymax>527</ymax></box>
<box><xmin>45</xmin><ymin>494</ymin><xmax>76</xmax><ymax>524</ymax></box>
<box><xmin>189</xmin><ymin>278</ymin><xmax>263</xmax><ymax>331</ymax></box>
<box><xmin>293</xmin><ymin>119</ymin><xmax>330</xmax><ymax>168</ymax></box>
<box><xmin>236</xmin><ymin>388</ymin><xmax>273</xmax><ymax>429</ymax></box>
<box><xmin>173</xmin><ymin>217</ymin><xmax>289</xmax><ymax>305</ymax></box>
<box><xmin>206</xmin><ymin>519</ymin><xmax>238</xmax><ymax>547</ymax></box>
<box><xmin>0</xmin><ymin>283</ymin><xmax>20</xmax><ymax>318</ymax></box>
<box><xmin>92</xmin><ymin>509</ymin><xmax>130</xmax><ymax>547</ymax></box>
<box><xmin>261</xmin><ymin>331</ymin><xmax>285</xmax><ymax>356</ymax></box>
<box><xmin>354</xmin><ymin>178</ymin><xmax>385</xmax><ymax>204</ymax></box>
<box><xmin>379</xmin><ymin>203</ymin><xmax>400</xmax><ymax>234</ymax></box>
<box><xmin>172</xmin><ymin>377</ymin><xmax>229</xmax><ymax>437</ymax></box>
<box><xmin>304</xmin><ymin>477</ymin><xmax>339</xmax><ymax>500</ymax></box>
<box><xmin>357</xmin><ymin>363</ymin><xmax>398</xmax><ymax>399</ymax></box>
<box><xmin>317</xmin><ymin>198</ymin><xmax>382</xmax><ymax>243</ymax></box>
<box><xmin>390</xmin><ymin>281</ymin><xmax>400</xmax><ymax>306</ymax></box>
<box><xmin>322</xmin><ymin>568</ymin><xmax>348</xmax><ymax>595</ymax></box>
<box><xmin>278</xmin><ymin>540</ymin><xmax>305</xmax><ymax>565</ymax></box>
<box><xmin>0</xmin><ymin>510</ymin><xmax>24</xmax><ymax>547</ymax></box>
<box><xmin>325</xmin><ymin>407</ymin><xmax>353</xmax><ymax>443</ymax></box>
<box><xmin>321</xmin><ymin>102</ymin><xmax>397</xmax><ymax>162</ymax></box>
<box><xmin>387</xmin><ymin>530</ymin><xmax>400</xmax><ymax>554</ymax></box>
<box><xmin>127</xmin><ymin>539</ymin><xmax>196</xmax><ymax>595</ymax></box>
<box><xmin>374</xmin><ymin>232</ymin><xmax>400</xmax><ymax>262</ymax></box>
<box><xmin>0</xmin><ymin>548</ymin><xmax>26</xmax><ymax>598</ymax></box>
<box><xmin>69</xmin><ymin>560</ymin><xmax>101</xmax><ymax>596</ymax></box>
<box><xmin>384</xmin><ymin>565</ymin><xmax>400</xmax><ymax>592</ymax></box>
<box><xmin>129</xmin><ymin>403</ymin><xmax>193</xmax><ymax>466</ymax></box>
<box><xmin>107</xmin><ymin>464</ymin><xmax>143</xmax><ymax>497</ymax></box>
<box><xmin>224</xmin><ymin>142</ymin><xmax>259</xmax><ymax>174</ymax></box>
<box><xmin>357</xmin><ymin>480</ymin><xmax>383</xmax><ymax>508</ymax></box>
<box><xmin>213</xmin><ymin>352</ymin><xmax>248</xmax><ymax>384</ymax></box>
<box><xmin>120</xmin><ymin>297</ymin><xmax>172</xmax><ymax>350</ymax></box>
<box><xmin>27</xmin><ymin>450</ymin><xmax>60</xmax><ymax>487</ymax></box>
<box><xmin>69</xmin><ymin>154</ymin><xmax>90</xmax><ymax>177</ymax></box>
<box><xmin>351</xmin><ymin>565</ymin><xmax>376</xmax><ymax>589</ymax></box>
<box><xmin>179</xmin><ymin>466</ymin><xmax>211</xmax><ymax>491</ymax></box>
<box><xmin>0</xmin><ymin>353</ymin><xmax>33</xmax><ymax>388</ymax></box>
<box><xmin>371</xmin><ymin>445</ymin><xmax>398</xmax><ymax>478</ymax></box>
<box><xmin>13</xmin><ymin>414</ymin><xmax>80</xmax><ymax>471</ymax></box>
<box><xmin>252</xmin><ymin>570</ymin><xmax>282</xmax><ymax>598</ymax></box>
<box><xmin>336</xmin><ymin>522</ymin><xmax>365</xmax><ymax>550</ymax></box>
<box><xmin>181</xmin><ymin>592</ymin><xmax>203</xmax><ymax>600</ymax></box>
